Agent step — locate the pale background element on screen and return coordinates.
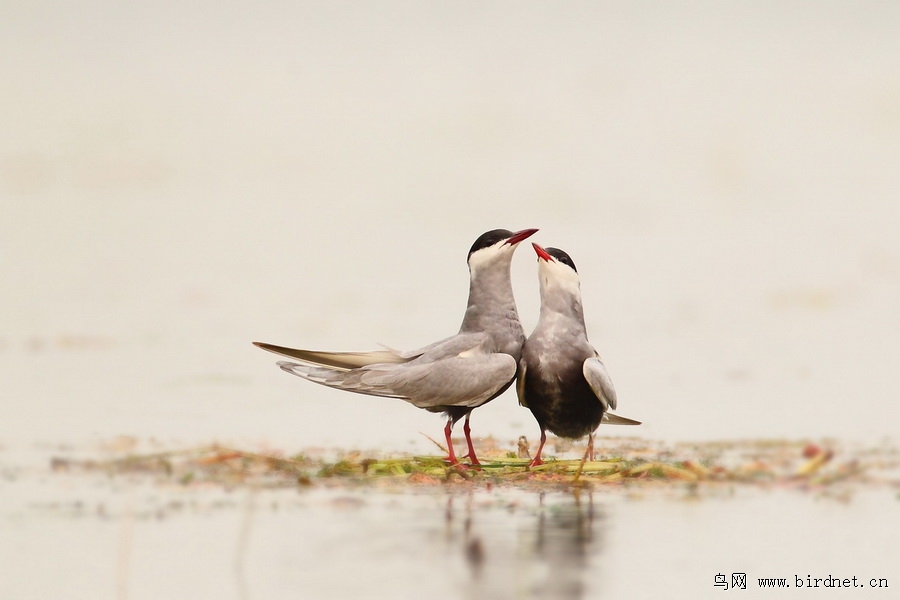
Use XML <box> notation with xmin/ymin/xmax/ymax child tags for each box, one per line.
<box><xmin>3</xmin><ymin>2</ymin><xmax>898</xmax><ymax>454</ymax></box>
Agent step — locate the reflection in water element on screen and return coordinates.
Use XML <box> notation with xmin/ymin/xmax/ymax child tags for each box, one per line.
<box><xmin>445</xmin><ymin>491</ymin><xmax>602</xmax><ymax>600</ymax></box>
<box><xmin>533</xmin><ymin>492</ymin><xmax>597</xmax><ymax>599</ymax></box>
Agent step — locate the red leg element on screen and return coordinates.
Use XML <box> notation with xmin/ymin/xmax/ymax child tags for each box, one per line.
<box><xmin>528</xmin><ymin>430</ymin><xmax>547</xmax><ymax>468</ymax></box>
<box><xmin>443</xmin><ymin>419</ymin><xmax>461</xmax><ymax>467</ymax></box>
<box><xmin>587</xmin><ymin>433</ymin><xmax>595</xmax><ymax>462</ymax></box>
<box><xmin>461</xmin><ymin>413</ymin><xmax>482</xmax><ymax>466</ymax></box>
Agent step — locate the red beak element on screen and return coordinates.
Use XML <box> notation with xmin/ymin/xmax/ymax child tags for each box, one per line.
<box><xmin>504</xmin><ymin>228</ymin><xmax>539</xmax><ymax>246</ymax></box>
<box><xmin>532</xmin><ymin>243</ymin><xmax>553</xmax><ymax>262</ymax></box>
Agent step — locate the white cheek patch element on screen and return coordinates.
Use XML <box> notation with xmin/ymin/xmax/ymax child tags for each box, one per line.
<box><xmin>557</xmin><ymin>268</ymin><xmax>581</xmax><ymax>296</ymax></box>
<box><xmin>540</xmin><ymin>260</ymin><xmax>581</xmax><ymax>296</ymax></box>
<box><xmin>469</xmin><ymin>243</ymin><xmax>512</xmax><ymax>273</ymax></box>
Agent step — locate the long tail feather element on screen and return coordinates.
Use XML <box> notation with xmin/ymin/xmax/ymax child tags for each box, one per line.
<box><xmin>602</xmin><ymin>412</ymin><xmax>642</xmax><ymax>426</ymax></box>
<box><xmin>253</xmin><ymin>342</ymin><xmax>408</xmax><ymax>370</ymax></box>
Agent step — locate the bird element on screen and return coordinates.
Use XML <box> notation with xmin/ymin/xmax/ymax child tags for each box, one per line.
<box><xmin>254</xmin><ymin>228</ymin><xmax>539</xmax><ymax>467</ymax></box>
<box><xmin>517</xmin><ymin>243</ymin><xmax>640</xmax><ymax>467</ymax></box>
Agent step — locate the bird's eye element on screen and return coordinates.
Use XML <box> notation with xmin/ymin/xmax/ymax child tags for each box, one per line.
<box><xmin>545</xmin><ymin>247</ymin><xmax>577</xmax><ymax>272</ymax></box>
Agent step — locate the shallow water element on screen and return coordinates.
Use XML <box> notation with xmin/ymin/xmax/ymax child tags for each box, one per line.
<box><xmin>3</xmin><ymin>458</ymin><xmax>897</xmax><ymax>600</ymax></box>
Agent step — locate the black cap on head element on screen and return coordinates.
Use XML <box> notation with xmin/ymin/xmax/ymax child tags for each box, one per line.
<box><xmin>546</xmin><ymin>247</ymin><xmax>577</xmax><ymax>272</ymax></box>
<box><xmin>467</xmin><ymin>229</ymin><xmax>513</xmax><ymax>259</ymax></box>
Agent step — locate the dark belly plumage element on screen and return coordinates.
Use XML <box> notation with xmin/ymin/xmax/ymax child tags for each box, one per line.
<box><xmin>525</xmin><ymin>364</ymin><xmax>604</xmax><ymax>439</ymax></box>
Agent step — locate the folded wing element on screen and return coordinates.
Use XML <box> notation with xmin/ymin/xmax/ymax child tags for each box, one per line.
<box><xmin>583</xmin><ymin>356</ymin><xmax>618</xmax><ymax>411</ymax></box>
<box><xmin>273</xmin><ymin>333</ymin><xmax>517</xmax><ymax>410</ymax></box>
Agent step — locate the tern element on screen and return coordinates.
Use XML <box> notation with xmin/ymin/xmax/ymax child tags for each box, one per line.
<box><xmin>517</xmin><ymin>243</ymin><xmax>640</xmax><ymax>467</ymax></box>
<box><xmin>254</xmin><ymin>228</ymin><xmax>538</xmax><ymax>467</ymax></box>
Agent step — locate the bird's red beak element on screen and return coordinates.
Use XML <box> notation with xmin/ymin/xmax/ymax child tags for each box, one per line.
<box><xmin>504</xmin><ymin>228</ymin><xmax>539</xmax><ymax>246</ymax></box>
<box><xmin>532</xmin><ymin>243</ymin><xmax>553</xmax><ymax>262</ymax></box>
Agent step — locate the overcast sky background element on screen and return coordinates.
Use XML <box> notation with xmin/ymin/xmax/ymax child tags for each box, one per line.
<box><xmin>3</xmin><ymin>2</ymin><xmax>899</xmax><ymax>454</ymax></box>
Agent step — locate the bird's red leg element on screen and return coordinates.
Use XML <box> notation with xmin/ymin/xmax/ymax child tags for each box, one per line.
<box><xmin>574</xmin><ymin>434</ymin><xmax>593</xmax><ymax>482</ymax></box>
<box><xmin>528</xmin><ymin>430</ymin><xmax>547</xmax><ymax>468</ymax></box>
<box><xmin>443</xmin><ymin>419</ymin><xmax>462</xmax><ymax>467</ymax></box>
<box><xmin>461</xmin><ymin>413</ymin><xmax>482</xmax><ymax>467</ymax></box>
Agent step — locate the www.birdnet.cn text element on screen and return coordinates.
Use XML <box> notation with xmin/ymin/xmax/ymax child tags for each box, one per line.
<box><xmin>714</xmin><ymin>573</ymin><xmax>890</xmax><ymax>590</ymax></box>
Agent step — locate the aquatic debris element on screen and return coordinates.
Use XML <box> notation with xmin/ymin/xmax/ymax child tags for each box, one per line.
<box><xmin>43</xmin><ymin>437</ymin><xmax>899</xmax><ymax>497</ymax></box>
<box><xmin>795</xmin><ymin>444</ymin><xmax>834</xmax><ymax>476</ymax></box>
<box><xmin>516</xmin><ymin>436</ymin><xmax>531</xmax><ymax>459</ymax></box>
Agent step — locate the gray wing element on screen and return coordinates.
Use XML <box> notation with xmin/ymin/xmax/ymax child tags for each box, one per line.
<box><xmin>413</xmin><ymin>332</ymin><xmax>499</xmax><ymax>362</ymax></box>
<box><xmin>583</xmin><ymin>356</ymin><xmax>617</xmax><ymax>411</ymax></box>
<box><xmin>254</xmin><ymin>331</ymin><xmax>490</xmax><ymax>369</ymax></box>
<box><xmin>254</xmin><ymin>342</ymin><xmax>409</xmax><ymax>370</ymax></box>
<box><xmin>376</xmin><ymin>338</ymin><xmax>446</xmax><ymax>360</ymax></box>
<box><xmin>376</xmin><ymin>330</ymin><xmax>495</xmax><ymax>361</ymax></box>
<box><xmin>276</xmin><ymin>332</ymin><xmax>517</xmax><ymax>409</ymax></box>
<box><xmin>278</xmin><ymin>361</ymin><xmax>407</xmax><ymax>399</ymax></box>
<box><xmin>361</xmin><ymin>351</ymin><xmax>517</xmax><ymax>408</ymax></box>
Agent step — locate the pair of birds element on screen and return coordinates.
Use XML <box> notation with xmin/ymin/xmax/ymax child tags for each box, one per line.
<box><xmin>254</xmin><ymin>228</ymin><xmax>640</xmax><ymax>468</ymax></box>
